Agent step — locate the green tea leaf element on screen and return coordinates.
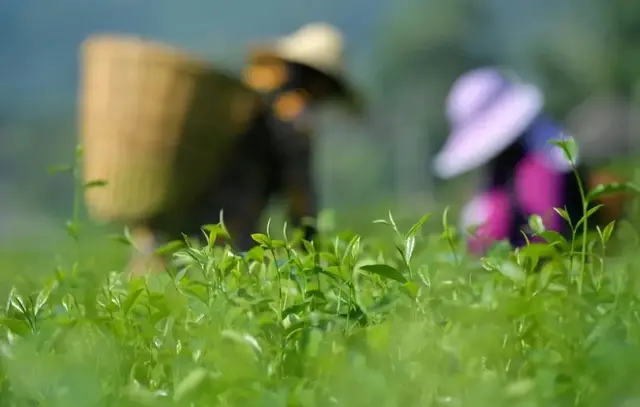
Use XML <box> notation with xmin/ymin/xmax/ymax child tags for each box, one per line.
<box><xmin>575</xmin><ymin>204</ymin><xmax>603</xmax><ymax>230</ymax></box>
<box><xmin>348</xmin><ymin>235</ymin><xmax>362</xmax><ymax>263</ymax></box>
<box><xmin>154</xmin><ymin>240</ymin><xmax>184</xmax><ymax>256</ymax></box>
<box><xmin>441</xmin><ymin>206</ymin><xmax>451</xmax><ymax>231</ymax></box>
<box><xmin>387</xmin><ymin>210</ymin><xmax>399</xmax><ymax>234</ymax></box>
<box><xmin>246</xmin><ymin>246</ymin><xmax>265</xmax><ymax>262</ymax></box>
<box><xmin>84</xmin><ymin>179</ymin><xmax>108</xmax><ymax>189</ymax></box>
<box><xmin>122</xmin><ymin>288</ymin><xmax>144</xmax><ymax>315</ymax></box>
<box><xmin>404</xmin><ymin>235</ymin><xmax>416</xmax><ymax>262</ymax></box>
<box><xmin>270</xmin><ymin>239</ymin><xmax>287</xmax><ymax>249</ymax></box>
<box><xmin>407</xmin><ymin>213</ymin><xmax>431</xmax><ymax>237</ymax></box>
<box><xmin>360</xmin><ymin>264</ymin><xmax>407</xmax><ymax>283</ymax></box>
<box><xmin>251</xmin><ymin>233</ymin><xmax>272</xmax><ymax>247</ymax></box>
<box><xmin>108</xmin><ymin>233</ymin><xmax>132</xmax><ymax>246</ymax></box>
<box><xmin>550</xmin><ymin>137</ymin><xmax>578</xmax><ymax>163</ymax></box>
<box><xmin>300</xmin><ymin>239</ymin><xmax>314</xmax><ymax>256</ymax></box>
<box><xmin>528</xmin><ymin>214</ymin><xmax>546</xmax><ymax>234</ymax></box>
<box><xmin>48</xmin><ymin>164</ymin><xmax>73</xmax><ymax>174</ymax></box>
<box><xmin>402</xmin><ymin>281</ymin><xmax>420</xmax><ymax>299</ymax></box>
<box><xmin>173</xmin><ymin>368</ymin><xmax>209</xmax><ymax>401</ymax></box>
<box><xmin>66</xmin><ymin>221</ymin><xmax>79</xmax><ymax>240</ymax></box>
<box><xmin>0</xmin><ymin>318</ymin><xmax>31</xmax><ymax>336</ymax></box>
<box><xmin>553</xmin><ymin>207</ymin><xmax>572</xmax><ymax>228</ymax></box>
<box><xmin>221</xmin><ymin>329</ymin><xmax>263</xmax><ymax>355</ymax></box>
<box><xmin>519</xmin><ymin>243</ymin><xmax>558</xmax><ymax>263</ymax></box>
<box><xmin>602</xmin><ymin>221</ymin><xmax>616</xmax><ymax>243</ymax></box>
<box><xmin>315</xmin><ymin>266</ymin><xmax>345</xmax><ymax>283</ymax></box>
<box><xmin>587</xmin><ymin>181</ymin><xmax>640</xmax><ymax>202</ymax></box>
<box><xmin>498</xmin><ymin>261</ymin><xmax>526</xmax><ymax>285</ymax></box>
<box><xmin>34</xmin><ymin>283</ymin><xmax>55</xmax><ymax>317</ymax></box>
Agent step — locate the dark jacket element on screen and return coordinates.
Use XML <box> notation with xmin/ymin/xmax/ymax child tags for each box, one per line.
<box><xmin>145</xmin><ymin>62</ymin><xmax>320</xmax><ymax>252</ymax></box>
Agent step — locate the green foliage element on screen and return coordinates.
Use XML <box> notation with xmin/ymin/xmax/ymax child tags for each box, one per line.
<box><xmin>2</xmin><ymin>160</ymin><xmax>640</xmax><ymax>406</ymax></box>
<box><xmin>2</xmin><ymin>211</ymin><xmax>640</xmax><ymax>406</ymax></box>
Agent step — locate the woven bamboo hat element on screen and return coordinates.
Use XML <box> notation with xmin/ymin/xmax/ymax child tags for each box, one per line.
<box><xmin>79</xmin><ymin>34</ymin><xmax>260</xmax><ymax>224</ymax></box>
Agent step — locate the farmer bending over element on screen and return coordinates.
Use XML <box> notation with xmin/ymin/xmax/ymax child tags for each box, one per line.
<box><xmin>130</xmin><ymin>23</ymin><xmax>361</xmax><ymax>273</ymax></box>
<box><xmin>432</xmin><ymin>67</ymin><xmax>627</xmax><ymax>255</ymax></box>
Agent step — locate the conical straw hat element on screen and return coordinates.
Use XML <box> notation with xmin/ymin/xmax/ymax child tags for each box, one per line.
<box><xmin>249</xmin><ymin>23</ymin><xmax>345</xmax><ymax>80</ymax></box>
<box><xmin>79</xmin><ymin>34</ymin><xmax>260</xmax><ymax>223</ymax></box>
<box><xmin>246</xmin><ymin>23</ymin><xmax>364</xmax><ymax>115</ymax></box>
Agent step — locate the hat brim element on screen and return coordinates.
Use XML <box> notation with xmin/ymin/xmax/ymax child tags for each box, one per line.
<box><xmin>433</xmin><ymin>84</ymin><xmax>544</xmax><ymax>179</ymax></box>
<box><xmin>246</xmin><ymin>43</ymin><xmax>364</xmax><ymax>116</ymax></box>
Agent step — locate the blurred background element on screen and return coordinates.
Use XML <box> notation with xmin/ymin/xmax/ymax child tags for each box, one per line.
<box><xmin>2</xmin><ymin>0</ymin><xmax>640</xmax><ymax>277</ymax></box>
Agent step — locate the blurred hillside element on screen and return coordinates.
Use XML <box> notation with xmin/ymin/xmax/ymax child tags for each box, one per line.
<box><xmin>0</xmin><ymin>0</ymin><xmax>389</xmax><ymax>222</ymax></box>
<box><xmin>0</xmin><ymin>0</ymin><xmax>387</xmax><ymax>114</ymax></box>
<box><xmin>1</xmin><ymin>0</ymin><xmax>638</xmax><ymax>239</ymax></box>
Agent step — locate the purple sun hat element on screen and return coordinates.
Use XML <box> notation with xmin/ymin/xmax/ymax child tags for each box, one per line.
<box><xmin>433</xmin><ymin>67</ymin><xmax>545</xmax><ymax>179</ymax></box>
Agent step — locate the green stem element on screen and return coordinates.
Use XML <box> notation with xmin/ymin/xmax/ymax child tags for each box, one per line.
<box><xmin>269</xmin><ymin>247</ymin><xmax>284</xmax><ymax>320</ymax></box>
<box><xmin>570</xmin><ymin>165</ymin><xmax>588</xmax><ymax>296</ymax></box>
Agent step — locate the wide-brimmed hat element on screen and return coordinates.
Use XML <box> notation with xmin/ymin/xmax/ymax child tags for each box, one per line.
<box><xmin>246</xmin><ymin>22</ymin><xmax>363</xmax><ymax>114</ymax></box>
<box><xmin>433</xmin><ymin>67</ymin><xmax>545</xmax><ymax>179</ymax></box>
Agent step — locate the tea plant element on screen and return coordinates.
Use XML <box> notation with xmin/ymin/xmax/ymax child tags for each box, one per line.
<box><xmin>1</xmin><ymin>145</ymin><xmax>639</xmax><ymax>406</ymax></box>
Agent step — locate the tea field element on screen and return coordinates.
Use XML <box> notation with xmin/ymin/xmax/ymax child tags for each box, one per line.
<box><xmin>1</xmin><ymin>199</ymin><xmax>640</xmax><ymax>407</ymax></box>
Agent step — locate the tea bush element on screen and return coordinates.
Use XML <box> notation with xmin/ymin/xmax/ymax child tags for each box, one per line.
<box><xmin>2</xmin><ymin>203</ymin><xmax>640</xmax><ymax>407</ymax></box>
<box><xmin>3</xmin><ymin>143</ymin><xmax>640</xmax><ymax>406</ymax></box>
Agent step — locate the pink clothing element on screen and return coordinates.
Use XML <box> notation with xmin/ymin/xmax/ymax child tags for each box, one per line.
<box><xmin>514</xmin><ymin>153</ymin><xmax>565</xmax><ymax>232</ymax></box>
<box><xmin>462</xmin><ymin>153</ymin><xmax>567</xmax><ymax>254</ymax></box>
<box><xmin>465</xmin><ymin>189</ymin><xmax>512</xmax><ymax>254</ymax></box>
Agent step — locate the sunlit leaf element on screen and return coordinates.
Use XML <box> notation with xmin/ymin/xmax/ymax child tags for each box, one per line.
<box><xmin>498</xmin><ymin>261</ymin><xmax>526</xmax><ymax>285</ymax></box>
<box><xmin>407</xmin><ymin>213</ymin><xmax>431</xmax><ymax>237</ymax></box>
<box><xmin>404</xmin><ymin>235</ymin><xmax>416</xmax><ymax>262</ymax></box>
<box><xmin>402</xmin><ymin>281</ymin><xmax>420</xmax><ymax>299</ymax></box>
<box><xmin>251</xmin><ymin>233</ymin><xmax>272</xmax><ymax>247</ymax></box>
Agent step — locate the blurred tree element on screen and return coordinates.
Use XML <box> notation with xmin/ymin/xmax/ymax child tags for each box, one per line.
<box><xmin>371</xmin><ymin>0</ymin><xmax>499</xmax><ymax>202</ymax></box>
<box><xmin>609</xmin><ymin>0</ymin><xmax>640</xmax><ymax>98</ymax></box>
<box><xmin>526</xmin><ymin>0</ymin><xmax>640</xmax><ymax>160</ymax></box>
<box><xmin>525</xmin><ymin>3</ymin><xmax>608</xmax><ymax>119</ymax></box>
<box><xmin>0</xmin><ymin>0</ymin><xmax>384</xmax><ymax>220</ymax></box>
